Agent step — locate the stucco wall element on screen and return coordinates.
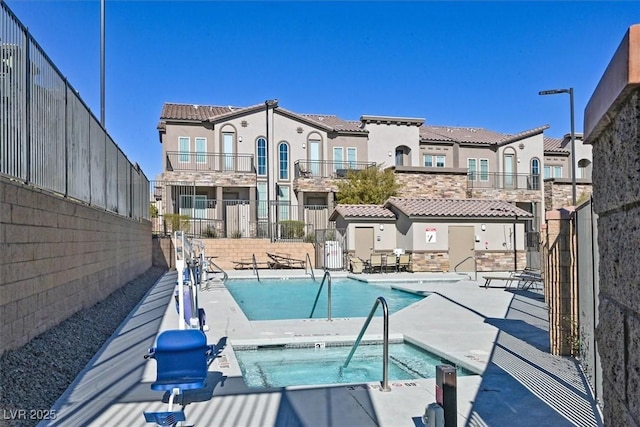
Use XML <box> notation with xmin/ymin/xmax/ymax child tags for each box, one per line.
<box><xmin>0</xmin><ymin>177</ymin><xmax>152</xmax><ymax>355</ymax></box>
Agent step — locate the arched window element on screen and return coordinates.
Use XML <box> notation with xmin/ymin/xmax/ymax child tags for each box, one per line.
<box><xmin>578</xmin><ymin>159</ymin><xmax>592</xmax><ymax>180</ymax></box>
<box><xmin>278</xmin><ymin>141</ymin><xmax>289</xmax><ymax>180</ymax></box>
<box><xmin>256</xmin><ymin>137</ymin><xmax>266</xmax><ymax>176</ymax></box>
<box><xmin>530</xmin><ymin>158</ymin><xmax>540</xmax><ymax>190</ymax></box>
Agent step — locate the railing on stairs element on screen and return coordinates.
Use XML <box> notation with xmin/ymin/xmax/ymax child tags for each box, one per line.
<box><xmin>252</xmin><ymin>254</ymin><xmax>260</xmax><ymax>282</ymax></box>
<box><xmin>343</xmin><ymin>296</ymin><xmax>390</xmax><ymax>392</ymax></box>
<box><xmin>305</xmin><ymin>253</ymin><xmax>316</xmax><ymax>281</ymax></box>
<box><xmin>309</xmin><ymin>271</ymin><xmax>332</xmax><ymax>320</ymax></box>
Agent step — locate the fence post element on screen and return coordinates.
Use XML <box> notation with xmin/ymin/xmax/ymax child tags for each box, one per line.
<box><xmin>436</xmin><ymin>365</ymin><xmax>457</xmax><ymax>427</ymax></box>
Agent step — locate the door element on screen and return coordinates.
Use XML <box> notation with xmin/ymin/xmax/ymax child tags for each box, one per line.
<box><xmin>448</xmin><ymin>226</ymin><xmax>475</xmax><ymax>273</ymax></box>
<box><xmin>355</xmin><ymin>227</ymin><xmax>374</xmax><ymax>261</ymax></box>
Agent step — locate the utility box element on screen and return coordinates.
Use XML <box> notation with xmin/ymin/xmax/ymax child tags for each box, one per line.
<box><xmin>324</xmin><ymin>241</ymin><xmax>343</xmax><ymax>270</ymax></box>
<box><xmin>436</xmin><ymin>365</ymin><xmax>457</xmax><ymax>427</ymax></box>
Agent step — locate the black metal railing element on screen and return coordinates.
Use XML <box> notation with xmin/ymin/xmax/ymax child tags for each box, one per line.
<box><xmin>294</xmin><ymin>160</ymin><xmax>376</xmax><ymax>179</ymax></box>
<box><xmin>467</xmin><ymin>172</ymin><xmax>540</xmax><ymax>191</ymax></box>
<box><xmin>166</xmin><ymin>152</ymin><xmax>255</xmax><ymax>173</ymax></box>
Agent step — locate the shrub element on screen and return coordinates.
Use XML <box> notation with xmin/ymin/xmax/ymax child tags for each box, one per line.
<box><xmin>279</xmin><ymin>220</ymin><xmax>305</xmax><ymax>239</ymax></box>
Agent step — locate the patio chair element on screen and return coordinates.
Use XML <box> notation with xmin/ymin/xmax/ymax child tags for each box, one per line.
<box><xmin>369</xmin><ymin>254</ymin><xmax>383</xmax><ymax>273</ymax></box>
<box><xmin>397</xmin><ymin>254</ymin><xmax>411</xmax><ymax>272</ymax></box>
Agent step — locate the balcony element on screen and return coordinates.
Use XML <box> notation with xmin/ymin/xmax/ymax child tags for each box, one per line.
<box><xmin>467</xmin><ymin>172</ymin><xmax>541</xmax><ymax>191</ymax></box>
<box><xmin>166</xmin><ymin>152</ymin><xmax>255</xmax><ymax>173</ymax></box>
<box><xmin>294</xmin><ymin>160</ymin><xmax>376</xmax><ymax>179</ymax></box>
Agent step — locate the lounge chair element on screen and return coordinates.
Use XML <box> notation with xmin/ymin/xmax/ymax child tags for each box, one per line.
<box><xmin>349</xmin><ymin>256</ymin><xmax>364</xmax><ymax>274</ymax></box>
<box><xmin>483</xmin><ymin>268</ymin><xmax>542</xmax><ymax>289</ymax></box>
<box><xmin>267</xmin><ymin>252</ymin><xmax>306</xmax><ymax>269</ymax></box>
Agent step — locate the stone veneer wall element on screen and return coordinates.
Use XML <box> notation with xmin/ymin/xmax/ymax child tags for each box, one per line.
<box><xmin>0</xmin><ymin>177</ymin><xmax>152</xmax><ymax>355</ymax></box>
<box><xmin>544</xmin><ymin>180</ymin><xmax>593</xmax><ymax>210</ymax></box>
<box><xmin>395</xmin><ymin>173</ymin><xmax>467</xmax><ymax>198</ymax></box>
<box><xmin>540</xmin><ymin>209</ymin><xmax>578</xmax><ymax>356</ymax></box>
<box><xmin>585</xmin><ymin>24</ymin><xmax>640</xmax><ymax>427</ymax></box>
<box><xmin>409</xmin><ymin>250</ymin><xmax>526</xmax><ymax>272</ymax></box>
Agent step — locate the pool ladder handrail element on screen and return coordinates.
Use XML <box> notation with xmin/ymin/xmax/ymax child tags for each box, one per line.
<box><xmin>309</xmin><ymin>271</ymin><xmax>332</xmax><ymax>320</ymax></box>
<box><xmin>205</xmin><ymin>257</ymin><xmax>228</xmax><ymax>285</ymax></box>
<box><xmin>454</xmin><ymin>255</ymin><xmax>476</xmax><ymax>280</ymax></box>
<box><xmin>343</xmin><ymin>296</ymin><xmax>390</xmax><ymax>392</ymax></box>
<box><xmin>305</xmin><ymin>253</ymin><xmax>315</xmax><ymax>281</ymax></box>
<box><xmin>252</xmin><ymin>254</ymin><xmax>260</xmax><ymax>282</ymax></box>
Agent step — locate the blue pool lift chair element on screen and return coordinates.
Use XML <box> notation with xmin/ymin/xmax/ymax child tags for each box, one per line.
<box><xmin>143</xmin><ymin>329</ymin><xmax>215</xmax><ymax>426</ymax></box>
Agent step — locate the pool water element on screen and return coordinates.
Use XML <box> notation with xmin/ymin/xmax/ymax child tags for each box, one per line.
<box><xmin>235</xmin><ymin>342</ymin><xmax>473</xmax><ymax>388</ymax></box>
<box><xmin>224</xmin><ymin>278</ymin><xmax>424</xmax><ymax>320</ymax></box>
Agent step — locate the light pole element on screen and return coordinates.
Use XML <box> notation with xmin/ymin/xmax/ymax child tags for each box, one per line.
<box><xmin>539</xmin><ymin>88</ymin><xmax>576</xmax><ymax>206</ymax></box>
<box><xmin>265</xmin><ymin>99</ymin><xmax>278</xmax><ymax>241</ymax></box>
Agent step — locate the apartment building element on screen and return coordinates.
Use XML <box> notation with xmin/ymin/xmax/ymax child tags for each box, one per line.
<box><xmin>155</xmin><ymin>100</ymin><xmax>592</xmax><ymax>241</ymax></box>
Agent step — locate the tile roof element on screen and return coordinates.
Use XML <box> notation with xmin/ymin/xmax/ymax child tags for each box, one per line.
<box><xmin>385</xmin><ymin>197</ymin><xmax>534</xmax><ymax>218</ymax></box>
<box><xmin>331</xmin><ymin>204</ymin><xmax>396</xmax><ymax>219</ymax></box>
<box><xmin>299</xmin><ymin>114</ymin><xmax>367</xmax><ymax>133</ymax></box>
<box><xmin>544</xmin><ymin>136</ymin><xmax>569</xmax><ymax>153</ymax></box>
<box><xmin>419</xmin><ymin>124</ymin><xmax>549</xmax><ymax>146</ymax></box>
<box><xmin>160</xmin><ymin>103</ymin><xmax>242</xmax><ymax>121</ymax></box>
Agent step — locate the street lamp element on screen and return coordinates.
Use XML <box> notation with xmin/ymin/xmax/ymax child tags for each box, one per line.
<box><xmin>265</xmin><ymin>99</ymin><xmax>278</xmax><ymax>241</ymax></box>
<box><xmin>539</xmin><ymin>88</ymin><xmax>576</xmax><ymax>206</ymax></box>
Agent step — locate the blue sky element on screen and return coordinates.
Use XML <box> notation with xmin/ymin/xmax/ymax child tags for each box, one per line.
<box><xmin>5</xmin><ymin>1</ymin><xmax>639</xmax><ymax>181</ymax></box>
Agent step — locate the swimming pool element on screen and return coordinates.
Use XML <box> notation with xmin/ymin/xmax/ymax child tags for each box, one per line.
<box><xmin>224</xmin><ymin>278</ymin><xmax>424</xmax><ymax>320</ymax></box>
<box><xmin>234</xmin><ymin>341</ymin><xmax>473</xmax><ymax>388</ymax></box>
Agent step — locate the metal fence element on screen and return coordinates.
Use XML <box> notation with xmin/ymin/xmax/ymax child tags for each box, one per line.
<box><xmin>467</xmin><ymin>172</ymin><xmax>540</xmax><ymax>191</ymax></box>
<box><xmin>0</xmin><ymin>2</ymin><xmax>149</xmax><ymax>220</ymax></box>
<box><xmin>575</xmin><ymin>198</ymin><xmax>602</xmax><ymax>407</ymax></box>
<box><xmin>151</xmin><ymin>180</ymin><xmax>333</xmax><ymax>240</ymax></box>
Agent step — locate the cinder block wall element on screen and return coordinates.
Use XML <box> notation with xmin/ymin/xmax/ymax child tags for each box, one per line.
<box><xmin>0</xmin><ymin>177</ymin><xmax>152</xmax><ymax>355</ymax></box>
<box><xmin>152</xmin><ymin>237</ymin><xmax>315</xmax><ymax>271</ymax></box>
<box><xmin>585</xmin><ymin>25</ymin><xmax>640</xmax><ymax>427</ymax></box>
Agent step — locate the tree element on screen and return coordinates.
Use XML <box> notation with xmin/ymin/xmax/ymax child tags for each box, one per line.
<box><xmin>150</xmin><ymin>203</ymin><xmax>158</xmax><ymax>218</ymax></box>
<box><xmin>335</xmin><ymin>165</ymin><xmax>400</xmax><ymax>204</ymax></box>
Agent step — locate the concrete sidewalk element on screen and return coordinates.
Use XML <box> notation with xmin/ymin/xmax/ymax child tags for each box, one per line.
<box><xmin>39</xmin><ymin>270</ymin><xmax>602</xmax><ymax>427</ymax></box>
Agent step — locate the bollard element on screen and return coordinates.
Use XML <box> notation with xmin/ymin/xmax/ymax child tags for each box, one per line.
<box><xmin>436</xmin><ymin>365</ymin><xmax>457</xmax><ymax>427</ymax></box>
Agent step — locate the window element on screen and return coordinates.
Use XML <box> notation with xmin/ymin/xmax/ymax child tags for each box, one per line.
<box><xmin>479</xmin><ymin>159</ymin><xmax>489</xmax><ymax>181</ymax></box>
<box><xmin>530</xmin><ymin>158</ymin><xmax>540</xmax><ymax>189</ymax></box>
<box><xmin>334</xmin><ymin>147</ymin><xmax>344</xmax><ymax>171</ymax></box>
<box><xmin>179</xmin><ymin>137</ymin><xmax>190</xmax><ymax>163</ymax></box>
<box><xmin>277</xmin><ymin>185</ymin><xmax>290</xmax><ymax>221</ymax></box>
<box><xmin>468</xmin><ymin>158</ymin><xmax>477</xmax><ymax>180</ymax></box>
<box><xmin>347</xmin><ymin>147</ymin><xmax>357</xmax><ymax>168</ymax></box>
<box><xmin>278</xmin><ymin>142</ymin><xmax>289</xmax><ymax>180</ymax></box>
<box><xmin>195</xmin><ymin>137</ymin><xmax>206</xmax><ymax>164</ymax></box>
<box><xmin>424</xmin><ymin>154</ymin><xmax>445</xmax><ymax>168</ymax></box>
<box><xmin>257</xmin><ymin>182</ymin><xmax>267</xmax><ymax>219</ymax></box>
<box><xmin>544</xmin><ymin>165</ymin><xmax>563</xmax><ymax>179</ymax></box>
<box><xmin>257</xmin><ymin>137</ymin><xmax>266</xmax><ymax>176</ymax></box>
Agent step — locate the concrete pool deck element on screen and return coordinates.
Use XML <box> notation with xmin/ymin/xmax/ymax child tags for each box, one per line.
<box><xmin>39</xmin><ymin>269</ymin><xmax>603</xmax><ymax>427</ymax></box>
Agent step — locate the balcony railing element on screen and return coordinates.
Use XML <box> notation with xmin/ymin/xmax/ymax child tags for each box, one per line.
<box><xmin>166</xmin><ymin>152</ymin><xmax>255</xmax><ymax>173</ymax></box>
<box><xmin>467</xmin><ymin>172</ymin><xmax>541</xmax><ymax>191</ymax></box>
<box><xmin>294</xmin><ymin>160</ymin><xmax>376</xmax><ymax>178</ymax></box>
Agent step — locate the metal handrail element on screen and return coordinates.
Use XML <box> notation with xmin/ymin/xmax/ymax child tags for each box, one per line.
<box><xmin>343</xmin><ymin>297</ymin><xmax>390</xmax><ymax>392</ymax></box>
<box><xmin>309</xmin><ymin>271</ymin><xmax>332</xmax><ymax>320</ymax></box>
<box><xmin>454</xmin><ymin>255</ymin><xmax>477</xmax><ymax>280</ymax></box>
<box><xmin>206</xmin><ymin>257</ymin><xmax>228</xmax><ymax>284</ymax></box>
<box><xmin>305</xmin><ymin>253</ymin><xmax>315</xmax><ymax>281</ymax></box>
<box><xmin>252</xmin><ymin>254</ymin><xmax>260</xmax><ymax>282</ymax></box>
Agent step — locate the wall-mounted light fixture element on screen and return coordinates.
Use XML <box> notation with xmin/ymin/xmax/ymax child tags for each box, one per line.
<box><xmin>302</xmin><ymin>143</ymin><xmax>306</xmax><ymax>149</ymax></box>
<box><xmin>388</xmin><ymin>151</ymin><xmax>392</xmax><ymax>157</ymax></box>
<box><xmin>481</xmin><ymin>224</ymin><xmax>486</xmax><ymax>231</ymax></box>
<box><xmin>379</xmin><ymin>224</ymin><xmax>384</xmax><ymax>231</ymax></box>
<box><xmin>238</xmin><ymin>136</ymin><xmax>243</xmax><ymax>143</ymax></box>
